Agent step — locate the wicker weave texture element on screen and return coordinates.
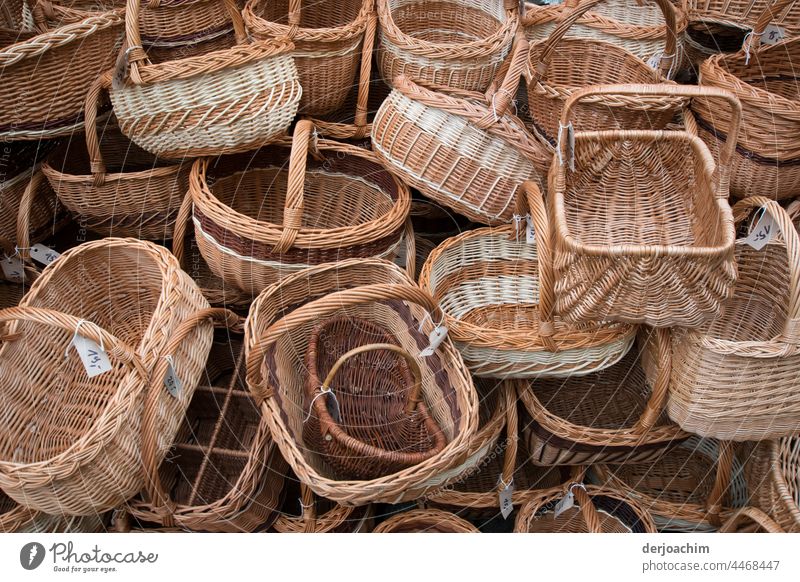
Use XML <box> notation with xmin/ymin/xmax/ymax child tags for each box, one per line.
<box><xmin>745</xmin><ymin>438</ymin><xmax>800</xmax><ymax>532</ymax></box>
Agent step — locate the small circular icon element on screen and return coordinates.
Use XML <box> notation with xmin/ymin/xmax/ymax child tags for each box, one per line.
<box><xmin>20</xmin><ymin>542</ymin><xmax>46</xmax><ymax>570</ymax></box>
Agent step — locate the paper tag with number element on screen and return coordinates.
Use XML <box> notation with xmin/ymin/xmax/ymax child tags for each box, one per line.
<box><xmin>71</xmin><ymin>334</ymin><xmax>113</xmax><ymax>378</ymax></box>
<box><xmin>553</xmin><ymin>489</ymin><xmax>575</xmax><ymax>518</ymax></box>
<box><xmin>499</xmin><ymin>480</ymin><xmax>515</xmax><ymax>519</ymax></box>
<box><xmin>525</xmin><ymin>214</ymin><xmax>536</xmax><ymax>244</ymax></box>
<box><xmin>1</xmin><ymin>256</ymin><xmax>25</xmax><ymax>282</ymax></box>
<box><xmin>163</xmin><ymin>357</ymin><xmax>183</xmax><ymax>398</ymax></box>
<box><xmin>761</xmin><ymin>25</ymin><xmax>786</xmax><ymax>45</ymax></box>
<box><xmin>646</xmin><ymin>52</ymin><xmax>663</xmax><ymax>69</ymax></box>
<box><xmin>745</xmin><ymin>209</ymin><xmax>779</xmax><ymax>250</ymax></box>
<box><xmin>420</xmin><ymin>325</ymin><xmax>448</xmax><ymax>357</ymax></box>
<box><xmin>29</xmin><ymin>244</ymin><xmax>60</xmax><ymax>267</ymax></box>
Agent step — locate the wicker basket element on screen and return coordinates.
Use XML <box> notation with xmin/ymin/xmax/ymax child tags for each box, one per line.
<box><xmin>525</xmin><ymin>0</ymin><xmax>681</xmax><ymax>145</ymax></box>
<box><xmin>372</xmin><ymin>37</ymin><xmax>551</xmax><ymax>226</ymax></box>
<box><xmin>109</xmin><ymin>0</ymin><xmax>300</xmax><ymax>158</ymax></box>
<box><xmin>668</xmin><ymin>198</ymin><xmax>800</xmax><ymax>440</ymax></box>
<box><xmin>245</xmin><ymin>258</ymin><xmax>478</xmax><ymax>506</ymax></box>
<box><xmin>139</xmin><ymin>0</ymin><xmax>239</xmax><ymax>48</ymax></box>
<box><xmin>594</xmin><ymin>437</ymin><xmax>748</xmax><ymax>531</ymax></box>
<box><xmin>189</xmin><ymin>121</ymin><xmax>411</xmax><ymax>294</ymax></box>
<box><xmin>244</xmin><ymin>0</ymin><xmax>372</xmax><ymax>116</ymax></box>
<box><xmin>524</xmin><ymin>0</ymin><xmax>688</xmax><ymax>77</ymax></box>
<box><xmin>681</xmin><ymin>0</ymin><xmax>800</xmax><ymax>34</ymax></box>
<box><xmin>377</xmin><ymin>0</ymin><xmax>518</xmax><ymax>92</ymax></box>
<box><xmin>374</xmin><ymin>508</ymin><xmax>479</xmax><ymax>532</ymax></box>
<box><xmin>125</xmin><ymin>324</ymin><xmax>287</xmax><ymax>532</ymax></box>
<box><xmin>719</xmin><ymin>506</ymin><xmax>785</xmax><ymax>533</ymax></box>
<box><xmin>745</xmin><ymin>438</ymin><xmax>800</xmax><ymax>532</ymax></box>
<box><xmin>42</xmin><ymin>72</ymin><xmax>189</xmax><ymax>240</ymax></box>
<box><xmin>272</xmin><ymin>480</ymin><xmax>373</xmax><ymax>533</ymax></box>
<box><xmin>514</xmin><ymin>481</ymin><xmax>657</xmax><ymax>533</ymax></box>
<box><xmin>0</xmin><ymin>0</ymin><xmax>34</xmax><ymax>30</ymax></box>
<box><xmin>550</xmin><ymin>84</ymin><xmax>740</xmax><ymax>327</ymax></box>
<box><xmin>1</xmin><ymin>490</ymin><xmax>105</xmax><ymax>532</ymax></box>
<box><xmin>0</xmin><ymin>238</ymin><xmax>215</xmax><ymax>515</ymax></box>
<box><xmin>418</xmin><ymin>181</ymin><xmax>635</xmax><ymax>378</ymax></box>
<box><xmin>0</xmin><ymin>2</ymin><xmax>124</xmax><ymax>141</ymax></box>
<box><xmin>518</xmin><ymin>327</ymin><xmax>688</xmax><ymax>466</ymax></box>
<box><xmin>695</xmin><ymin>1</ymin><xmax>800</xmax><ymax>200</ymax></box>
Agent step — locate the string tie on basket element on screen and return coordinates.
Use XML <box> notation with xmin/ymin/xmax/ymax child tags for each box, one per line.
<box><xmin>512</xmin><ymin>214</ymin><xmax>524</xmax><ymax>241</ymax></box>
<box><xmin>65</xmin><ymin>319</ymin><xmax>103</xmax><ymax>359</ymax></box>
<box><xmin>299</xmin><ymin>498</ymin><xmax>315</xmax><ymax>510</ymax></box>
<box><xmin>304</xmin><ymin>385</ymin><xmax>340</xmax><ymax>423</ymax></box>
<box><xmin>742</xmin><ymin>31</ymin><xmax>763</xmax><ymax>65</ymax></box>
<box><xmin>498</xmin><ymin>476</ymin><xmax>513</xmax><ymax>490</ymax></box>
<box><xmin>418</xmin><ymin>312</ymin><xmax>448</xmax><ymax>357</ymax></box>
<box><xmin>556</xmin><ymin>122</ymin><xmax>575</xmax><ymax>171</ymax></box>
<box><xmin>491</xmin><ymin>88</ymin><xmax>517</xmax><ymax>122</ymax></box>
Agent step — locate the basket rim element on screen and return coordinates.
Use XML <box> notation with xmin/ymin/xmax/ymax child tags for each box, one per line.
<box><xmin>243</xmin><ymin>0</ymin><xmax>372</xmax><ymax>43</ymax></box>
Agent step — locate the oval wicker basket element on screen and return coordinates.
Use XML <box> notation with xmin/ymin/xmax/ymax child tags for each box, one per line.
<box><xmin>244</xmin><ymin>0</ymin><xmax>372</xmax><ymax>116</ymax></box>
<box><xmin>594</xmin><ymin>437</ymin><xmax>748</xmax><ymax>531</ymax></box>
<box><xmin>681</xmin><ymin>0</ymin><xmax>800</xmax><ymax>34</ymax></box>
<box><xmin>550</xmin><ymin>83</ymin><xmax>739</xmax><ymax>327</ymax></box>
<box><xmin>372</xmin><ymin>37</ymin><xmax>551</xmax><ymax>226</ymax></box>
<box><xmin>139</xmin><ymin>0</ymin><xmax>239</xmax><ymax>49</ymax></box>
<box><xmin>0</xmin><ymin>2</ymin><xmax>125</xmax><ymax>140</ymax></box>
<box><xmin>245</xmin><ymin>258</ymin><xmax>478</xmax><ymax>506</ymax></box>
<box><xmin>514</xmin><ymin>480</ymin><xmax>657</xmax><ymax>533</ymax></box>
<box><xmin>42</xmin><ymin>72</ymin><xmax>189</xmax><ymax>240</ymax></box>
<box><xmin>189</xmin><ymin>120</ymin><xmax>411</xmax><ymax>294</ymax></box>
<box><xmin>419</xmin><ymin>181</ymin><xmax>635</xmax><ymax>378</ymax></box>
<box><xmin>524</xmin><ymin>0</ymin><xmax>687</xmax><ymax>76</ymax></box>
<box><xmin>744</xmin><ymin>437</ymin><xmax>800</xmax><ymax>532</ymax></box>
<box><xmin>374</xmin><ymin>508</ymin><xmax>479</xmax><ymax>532</ymax></box>
<box><xmin>694</xmin><ymin>0</ymin><xmax>800</xmax><ymax>200</ymax></box>
<box><xmin>668</xmin><ymin>197</ymin><xmax>800</xmax><ymax>441</ymax></box>
<box><xmin>377</xmin><ymin>0</ymin><xmax>518</xmax><ymax>92</ymax></box>
<box><xmin>109</xmin><ymin>0</ymin><xmax>300</xmax><ymax>158</ymax></box>
<box><xmin>0</xmin><ymin>238</ymin><xmax>215</xmax><ymax>515</ymax></box>
<box><xmin>518</xmin><ymin>327</ymin><xmax>688</xmax><ymax>466</ymax></box>
<box><xmin>525</xmin><ymin>0</ymin><xmax>680</xmax><ymax>145</ymax></box>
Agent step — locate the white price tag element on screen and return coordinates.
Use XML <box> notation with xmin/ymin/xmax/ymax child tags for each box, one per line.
<box><xmin>499</xmin><ymin>479</ymin><xmax>515</xmax><ymax>519</ymax></box>
<box><xmin>163</xmin><ymin>356</ymin><xmax>182</xmax><ymax>398</ymax></box>
<box><xmin>70</xmin><ymin>334</ymin><xmax>113</xmax><ymax>378</ymax></box>
<box><xmin>745</xmin><ymin>209</ymin><xmax>779</xmax><ymax>250</ymax></box>
<box><xmin>29</xmin><ymin>244</ymin><xmax>60</xmax><ymax>266</ymax></box>
<box><xmin>553</xmin><ymin>489</ymin><xmax>575</xmax><ymax>518</ymax></box>
<box><xmin>1</xmin><ymin>256</ymin><xmax>25</xmax><ymax>282</ymax></box>
<box><xmin>420</xmin><ymin>325</ymin><xmax>448</xmax><ymax>357</ymax></box>
<box><xmin>525</xmin><ymin>214</ymin><xmax>536</xmax><ymax>244</ymax></box>
<box><xmin>761</xmin><ymin>25</ymin><xmax>786</xmax><ymax>46</ymax></box>
<box><xmin>647</xmin><ymin>53</ymin><xmax>662</xmax><ymax>69</ymax></box>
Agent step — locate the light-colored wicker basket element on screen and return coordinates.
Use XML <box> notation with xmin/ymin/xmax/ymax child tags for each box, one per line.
<box><xmin>0</xmin><ymin>238</ymin><xmax>215</xmax><ymax>515</ymax></box>
<box><xmin>745</xmin><ymin>438</ymin><xmax>800</xmax><ymax>532</ymax></box>
<box><xmin>245</xmin><ymin>258</ymin><xmax>478</xmax><ymax>506</ymax></box>
<box><xmin>109</xmin><ymin>0</ymin><xmax>300</xmax><ymax>158</ymax></box>
<box><xmin>377</xmin><ymin>0</ymin><xmax>518</xmax><ymax>92</ymax></box>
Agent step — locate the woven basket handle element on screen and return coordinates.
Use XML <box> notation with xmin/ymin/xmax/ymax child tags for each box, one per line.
<box><xmin>560</xmin><ymin>83</ymin><xmax>742</xmax><ymax>195</ymax></box>
<box><xmin>569</xmin><ymin>484</ymin><xmax>604</xmax><ymax>533</ymax></box>
<box><xmin>743</xmin><ymin>0</ymin><xmax>795</xmax><ymax>53</ymax></box>
<box><xmin>139</xmin><ymin>307</ymin><xmax>242</xmax><ymax>515</ymax></box>
<box><xmin>483</xmin><ymin>33</ymin><xmax>530</xmax><ymax>122</ymax></box>
<box><xmin>125</xmin><ymin>0</ymin><xmax>247</xmax><ymax>83</ymax></box>
<box><xmin>632</xmin><ymin>327</ymin><xmax>672</xmax><ymax>432</ymax></box>
<box><xmin>500</xmin><ymin>385</ymin><xmax>518</xmax><ymax>494</ymax></box>
<box><xmin>529</xmin><ymin>0</ymin><xmax>677</xmax><ymax>84</ymax></box>
<box><xmin>515</xmin><ymin>181</ymin><xmax>557</xmax><ymax>352</ymax></box>
<box><xmin>321</xmin><ymin>343</ymin><xmax>425</xmax><ymax>416</ymax></box>
<box><xmin>705</xmin><ymin>440</ymin><xmax>734</xmax><ymax>526</ymax></box>
<box><xmin>246</xmin><ymin>283</ymin><xmax>444</xmax><ymax>404</ymax></box>
<box><xmin>171</xmin><ymin>185</ymin><xmax>195</xmax><ymax>267</ymax></box>
<box><xmin>12</xmin><ymin>170</ymin><xmax>44</xmax><ymax>268</ymax></box>
<box><xmin>719</xmin><ymin>506</ymin><xmax>784</xmax><ymax>533</ymax></box>
<box><xmin>732</xmin><ymin>197</ymin><xmax>800</xmax><ymax>341</ymax></box>
<box><xmin>287</xmin><ymin>0</ymin><xmax>301</xmax><ymax>33</ymax></box>
<box><xmin>84</xmin><ymin>70</ymin><xmax>114</xmax><ymax>187</ymax></box>
<box><xmin>401</xmin><ymin>218</ymin><xmax>416</xmax><ymax>281</ymax></box>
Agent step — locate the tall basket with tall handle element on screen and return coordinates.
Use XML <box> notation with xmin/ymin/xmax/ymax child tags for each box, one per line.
<box><xmin>549</xmin><ymin>84</ymin><xmax>741</xmax><ymax>327</ymax></box>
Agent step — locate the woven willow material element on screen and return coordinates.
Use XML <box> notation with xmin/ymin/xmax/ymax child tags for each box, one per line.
<box><xmin>524</xmin><ymin>0</ymin><xmax>688</xmax><ymax>76</ymax></box>
<box><xmin>272</xmin><ymin>480</ymin><xmax>373</xmax><ymax>533</ymax></box>
<box><xmin>745</xmin><ymin>438</ymin><xmax>800</xmax><ymax>532</ymax></box>
<box><xmin>526</xmin><ymin>0</ymin><xmax>680</xmax><ymax>144</ymax></box>
<box><xmin>377</xmin><ymin>0</ymin><xmax>518</xmax><ymax>91</ymax></box>
<box><xmin>514</xmin><ymin>481</ymin><xmax>657</xmax><ymax>533</ymax></box>
<box><xmin>244</xmin><ymin>0</ymin><xmax>371</xmax><ymax>116</ymax></box>
<box><xmin>374</xmin><ymin>508</ymin><xmax>479</xmax><ymax>532</ymax></box>
<box><xmin>595</xmin><ymin>437</ymin><xmax>748</xmax><ymax>532</ymax></box>
<box><xmin>190</xmin><ymin>120</ymin><xmax>411</xmax><ymax>294</ymax></box>
<box><xmin>1</xmin><ymin>491</ymin><xmax>105</xmax><ymax>532</ymax></box>
<box><xmin>0</xmin><ymin>0</ymin><xmax>33</xmax><ymax>30</ymax></box>
<box><xmin>0</xmin><ymin>2</ymin><xmax>124</xmax><ymax>140</ymax></box>
<box><xmin>139</xmin><ymin>0</ymin><xmax>237</xmax><ymax>47</ymax></box>
<box><xmin>419</xmin><ymin>182</ymin><xmax>635</xmax><ymax>378</ymax></box>
<box><xmin>719</xmin><ymin>506</ymin><xmax>785</xmax><ymax>532</ymax></box>
<box><xmin>127</xmin><ymin>327</ymin><xmax>287</xmax><ymax>532</ymax></box>
<box><xmin>695</xmin><ymin>2</ymin><xmax>800</xmax><ymax>200</ymax></box>
<box><xmin>372</xmin><ymin>38</ymin><xmax>550</xmax><ymax>226</ymax></box>
<box><xmin>550</xmin><ymin>84</ymin><xmax>739</xmax><ymax>327</ymax></box>
<box><xmin>42</xmin><ymin>73</ymin><xmax>189</xmax><ymax>240</ymax></box>
<box><xmin>304</xmin><ymin>317</ymin><xmax>448</xmax><ymax>480</ymax></box>
<box><xmin>0</xmin><ymin>238</ymin><xmax>213</xmax><ymax>515</ymax></box>
<box><xmin>681</xmin><ymin>0</ymin><xmax>800</xmax><ymax>33</ymax></box>
<box><xmin>0</xmin><ymin>166</ymin><xmax>61</xmax><ymax>258</ymax></box>
<box><xmin>668</xmin><ymin>198</ymin><xmax>800</xmax><ymax>441</ymax></box>
<box><xmin>109</xmin><ymin>0</ymin><xmax>300</xmax><ymax>158</ymax></box>
<box><xmin>518</xmin><ymin>328</ymin><xmax>688</xmax><ymax>466</ymax></box>
<box><xmin>245</xmin><ymin>259</ymin><xmax>478</xmax><ymax>506</ymax></box>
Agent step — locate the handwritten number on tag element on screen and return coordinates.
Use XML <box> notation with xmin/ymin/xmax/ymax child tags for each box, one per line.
<box><xmin>500</xmin><ymin>481</ymin><xmax>515</xmax><ymax>519</ymax></box>
<box><xmin>29</xmin><ymin>244</ymin><xmax>60</xmax><ymax>266</ymax></box>
<box><xmin>761</xmin><ymin>25</ymin><xmax>785</xmax><ymax>46</ymax></box>
<box><xmin>163</xmin><ymin>358</ymin><xmax>183</xmax><ymax>398</ymax></box>
<box><xmin>71</xmin><ymin>334</ymin><xmax>113</xmax><ymax>378</ymax></box>
<box><xmin>745</xmin><ymin>209</ymin><xmax>779</xmax><ymax>250</ymax></box>
<box><xmin>553</xmin><ymin>490</ymin><xmax>575</xmax><ymax>518</ymax></box>
<box><xmin>1</xmin><ymin>256</ymin><xmax>25</xmax><ymax>282</ymax></box>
